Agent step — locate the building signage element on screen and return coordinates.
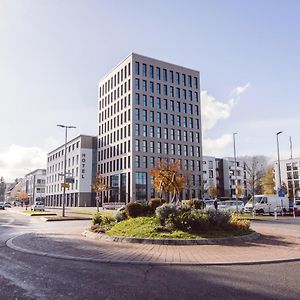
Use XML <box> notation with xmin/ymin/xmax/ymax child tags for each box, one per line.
<box><xmin>81</xmin><ymin>153</ymin><xmax>86</xmax><ymax>179</ymax></box>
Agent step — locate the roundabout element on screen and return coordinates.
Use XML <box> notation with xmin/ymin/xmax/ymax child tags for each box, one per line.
<box><xmin>5</xmin><ymin>219</ymin><xmax>300</xmax><ymax>265</ymax></box>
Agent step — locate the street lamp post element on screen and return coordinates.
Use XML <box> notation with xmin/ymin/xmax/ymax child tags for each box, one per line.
<box><xmin>276</xmin><ymin>131</ymin><xmax>283</xmax><ymax>193</ymax></box>
<box><xmin>57</xmin><ymin>124</ymin><xmax>76</xmax><ymax>217</ymax></box>
<box><xmin>290</xmin><ymin>136</ymin><xmax>296</xmax><ymax>218</ymax></box>
<box><xmin>233</xmin><ymin>133</ymin><xmax>238</xmax><ymax>213</ymax></box>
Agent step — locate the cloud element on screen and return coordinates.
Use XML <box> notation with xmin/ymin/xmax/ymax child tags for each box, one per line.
<box><xmin>0</xmin><ymin>145</ymin><xmax>47</xmax><ymax>182</ymax></box>
<box><xmin>201</xmin><ymin>82</ymin><xmax>250</xmax><ymax>130</ymax></box>
<box><xmin>202</xmin><ymin>134</ymin><xmax>233</xmax><ymax>157</ymax></box>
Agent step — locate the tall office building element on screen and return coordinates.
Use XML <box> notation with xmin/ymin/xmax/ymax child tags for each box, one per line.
<box><xmin>98</xmin><ymin>53</ymin><xmax>203</xmax><ymax>203</ymax></box>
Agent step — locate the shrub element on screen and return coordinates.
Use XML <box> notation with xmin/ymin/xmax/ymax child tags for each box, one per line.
<box><xmin>92</xmin><ymin>213</ymin><xmax>102</xmax><ymax>225</ymax></box>
<box><xmin>182</xmin><ymin>199</ymin><xmax>205</xmax><ymax>210</ymax></box>
<box><xmin>91</xmin><ymin>224</ymin><xmax>106</xmax><ymax>233</ymax></box>
<box><xmin>148</xmin><ymin>198</ymin><xmax>166</xmax><ymax>214</ymax></box>
<box><xmin>229</xmin><ymin>215</ymin><xmax>250</xmax><ymax>232</ymax></box>
<box><xmin>206</xmin><ymin>209</ymin><xmax>231</xmax><ymax>228</ymax></box>
<box><xmin>156</xmin><ymin>203</ymin><xmax>177</xmax><ymax>226</ymax></box>
<box><xmin>102</xmin><ymin>215</ymin><xmax>116</xmax><ymax>225</ymax></box>
<box><xmin>166</xmin><ymin>210</ymin><xmax>209</xmax><ymax>233</ymax></box>
<box><xmin>115</xmin><ymin>210</ymin><xmax>127</xmax><ymax>222</ymax></box>
<box><xmin>125</xmin><ymin>202</ymin><xmax>149</xmax><ymax>218</ymax></box>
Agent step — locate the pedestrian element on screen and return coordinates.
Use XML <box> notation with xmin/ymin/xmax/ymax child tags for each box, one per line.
<box><xmin>214</xmin><ymin>199</ymin><xmax>218</xmax><ymax>211</ymax></box>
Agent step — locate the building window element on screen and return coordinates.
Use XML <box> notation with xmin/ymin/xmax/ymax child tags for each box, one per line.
<box><xmin>142</xmin><ymin>156</ymin><xmax>147</xmax><ymax>168</ymax></box>
<box><xmin>135</xmin><ymin>62</ymin><xmax>140</xmax><ymax>75</ymax></box>
<box><xmin>157</xmin><ymin>127</ymin><xmax>162</xmax><ymax>138</ymax></box>
<box><xmin>170</xmin><ymin>70</ymin><xmax>174</xmax><ymax>83</ymax></box>
<box><xmin>156</xmin><ymin>97</ymin><xmax>161</xmax><ymax>109</ymax></box>
<box><xmin>164</xmin><ymin>143</ymin><xmax>168</xmax><ymax>154</ymax></box>
<box><xmin>149</xmin><ymin>111</ymin><xmax>154</xmax><ymax>122</ymax></box>
<box><xmin>150</xmin><ymin>141</ymin><xmax>155</xmax><ymax>153</ymax></box>
<box><xmin>156</xmin><ymin>112</ymin><xmax>161</xmax><ymax>123</ymax></box>
<box><xmin>135</xmin><ymin>156</ymin><xmax>140</xmax><ymax>168</ymax></box>
<box><xmin>171</xmin><ymin>144</ymin><xmax>175</xmax><ymax>155</ymax></box>
<box><xmin>170</xmin><ymin>100</ymin><xmax>174</xmax><ymax>111</ymax></box>
<box><xmin>181</xmin><ymin>74</ymin><xmax>186</xmax><ymax>86</ymax></box>
<box><xmin>163</xmin><ymin>99</ymin><xmax>168</xmax><ymax>110</ymax></box>
<box><xmin>163</xmin><ymin>85</ymin><xmax>168</xmax><ymax>96</ymax></box>
<box><xmin>135</xmin><ymin>108</ymin><xmax>140</xmax><ymax>121</ymax></box>
<box><xmin>156</xmin><ymin>67</ymin><xmax>161</xmax><ymax>80</ymax></box>
<box><xmin>156</xmin><ymin>83</ymin><xmax>161</xmax><ymax>94</ymax></box>
<box><xmin>176</xmin><ymin>88</ymin><xmax>180</xmax><ymax>98</ymax></box>
<box><xmin>135</xmin><ymin>78</ymin><xmax>140</xmax><ymax>91</ymax></box>
<box><xmin>188</xmin><ymin>75</ymin><xmax>192</xmax><ymax>87</ymax></box>
<box><xmin>163</xmin><ymin>69</ymin><xmax>167</xmax><ymax>81</ymax></box>
<box><xmin>193</xmin><ymin>77</ymin><xmax>198</xmax><ymax>89</ymax></box>
<box><xmin>157</xmin><ymin>142</ymin><xmax>162</xmax><ymax>153</ymax></box>
<box><xmin>142</xmin><ymin>94</ymin><xmax>147</xmax><ymax>106</ymax></box>
<box><xmin>170</xmin><ymin>129</ymin><xmax>175</xmax><ymax>140</ymax></box>
<box><xmin>142</xmin><ymin>140</ymin><xmax>147</xmax><ymax>153</ymax></box>
<box><xmin>150</xmin><ymin>96</ymin><xmax>154</xmax><ymax>107</ymax></box>
<box><xmin>142</xmin><ymin>125</ymin><xmax>147</xmax><ymax>137</ymax></box>
<box><xmin>142</xmin><ymin>109</ymin><xmax>147</xmax><ymax>122</ymax></box>
<box><xmin>135</xmin><ymin>172</ymin><xmax>147</xmax><ymax>201</ymax></box>
<box><xmin>177</xmin><ymin>129</ymin><xmax>181</xmax><ymax>141</ymax></box>
<box><xmin>142</xmin><ymin>80</ymin><xmax>147</xmax><ymax>92</ymax></box>
<box><xmin>149</xmin><ymin>65</ymin><xmax>154</xmax><ymax>78</ymax></box>
<box><xmin>150</xmin><ymin>81</ymin><xmax>154</xmax><ymax>93</ymax></box>
<box><xmin>163</xmin><ymin>113</ymin><xmax>168</xmax><ymax>125</ymax></box>
<box><xmin>177</xmin><ymin>144</ymin><xmax>182</xmax><ymax>155</ymax></box>
<box><xmin>135</xmin><ymin>124</ymin><xmax>140</xmax><ymax>136</ymax></box>
<box><xmin>135</xmin><ymin>139</ymin><xmax>140</xmax><ymax>151</ymax></box>
<box><xmin>170</xmin><ymin>86</ymin><xmax>174</xmax><ymax>97</ymax></box>
<box><xmin>142</xmin><ymin>63</ymin><xmax>147</xmax><ymax>77</ymax></box>
<box><xmin>150</xmin><ymin>125</ymin><xmax>154</xmax><ymax>137</ymax></box>
<box><xmin>164</xmin><ymin>128</ymin><xmax>168</xmax><ymax>139</ymax></box>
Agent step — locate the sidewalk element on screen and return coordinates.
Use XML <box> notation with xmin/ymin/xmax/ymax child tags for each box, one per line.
<box><xmin>6</xmin><ymin>221</ymin><xmax>300</xmax><ymax>265</ymax></box>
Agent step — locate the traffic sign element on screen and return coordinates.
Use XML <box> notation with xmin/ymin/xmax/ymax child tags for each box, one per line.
<box><xmin>61</xmin><ymin>183</ymin><xmax>70</xmax><ymax>189</ymax></box>
<box><xmin>278</xmin><ymin>188</ymin><xmax>285</xmax><ymax>197</ymax></box>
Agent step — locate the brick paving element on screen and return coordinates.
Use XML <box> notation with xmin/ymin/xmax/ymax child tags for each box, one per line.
<box><xmin>7</xmin><ymin>220</ymin><xmax>300</xmax><ymax>265</ymax></box>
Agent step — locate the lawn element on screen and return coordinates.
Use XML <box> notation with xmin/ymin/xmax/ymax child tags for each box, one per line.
<box><xmin>69</xmin><ymin>210</ymin><xmax>114</xmax><ymax>217</ymax></box>
<box><xmin>22</xmin><ymin>211</ymin><xmax>57</xmax><ymax>216</ymax></box>
<box><xmin>106</xmin><ymin>217</ymin><xmax>251</xmax><ymax>239</ymax></box>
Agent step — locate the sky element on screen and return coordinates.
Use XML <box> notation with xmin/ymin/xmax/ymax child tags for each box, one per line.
<box><xmin>0</xmin><ymin>0</ymin><xmax>300</xmax><ymax>181</ymax></box>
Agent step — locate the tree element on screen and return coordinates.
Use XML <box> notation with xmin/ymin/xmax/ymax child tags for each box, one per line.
<box><xmin>245</xmin><ymin>157</ymin><xmax>264</xmax><ymax>198</ymax></box>
<box><xmin>236</xmin><ymin>183</ymin><xmax>244</xmax><ymax>199</ymax></box>
<box><xmin>208</xmin><ymin>184</ymin><xmax>217</xmax><ymax>199</ymax></box>
<box><xmin>149</xmin><ymin>160</ymin><xmax>186</xmax><ymax>204</ymax></box>
<box><xmin>91</xmin><ymin>172</ymin><xmax>110</xmax><ymax>212</ymax></box>
<box><xmin>262</xmin><ymin>167</ymin><xmax>275</xmax><ymax>195</ymax></box>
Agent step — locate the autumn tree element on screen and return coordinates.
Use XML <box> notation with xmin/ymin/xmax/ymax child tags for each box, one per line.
<box><xmin>236</xmin><ymin>183</ymin><xmax>244</xmax><ymax>199</ymax></box>
<box><xmin>262</xmin><ymin>167</ymin><xmax>275</xmax><ymax>195</ymax></box>
<box><xmin>208</xmin><ymin>184</ymin><xmax>217</xmax><ymax>199</ymax></box>
<box><xmin>149</xmin><ymin>160</ymin><xmax>186</xmax><ymax>204</ymax></box>
<box><xmin>91</xmin><ymin>172</ymin><xmax>110</xmax><ymax>212</ymax></box>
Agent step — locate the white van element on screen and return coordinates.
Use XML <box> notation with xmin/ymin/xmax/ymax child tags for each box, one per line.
<box><xmin>244</xmin><ymin>195</ymin><xmax>289</xmax><ymax>214</ymax></box>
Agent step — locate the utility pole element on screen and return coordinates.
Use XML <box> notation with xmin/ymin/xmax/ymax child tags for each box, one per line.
<box><xmin>233</xmin><ymin>133</ymin><xmax>238</xmax><ymax>213</ymax></box>
<box><xmin>276</xmin><ymin>131</ymin><xmax>283</xmax><ymax>193</ymax></box>
<box><xmin>57</xmin><ymin>124</ymin><xmax>76</xmax><ymax>217</ymax></box>
<box><xmin>290</xmin><ymin>136</ymin><xmax>296</xmax><ymax>218</ymax></box>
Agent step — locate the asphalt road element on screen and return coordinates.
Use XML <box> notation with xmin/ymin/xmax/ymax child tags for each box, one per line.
<box><xmin>1</xmin><ymin>209</ymin><xmax>300</xmax><ymax>300</ymax></box>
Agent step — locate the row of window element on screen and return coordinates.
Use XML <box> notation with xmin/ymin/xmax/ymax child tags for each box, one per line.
<box><xmin>135</xmin><ymin>141</ymin><xmax>201</xmax><ymax>157</ymax></box>
<box><xmin>135</xmin><ymin>94</ymin><xmax>199</xmax><ymax>114</ymax></box>
<box><xmin>134</xmin><ymin>120</ymin><xmax>200</xmax><ymax>138</ymax></box>
<box><xmin>99</xmin><ymin>80</ymin><xmax>131</xmax><ymax>110</ymax></box>
<box><xmin>135</xmin><ymin>61</ymin><xmax>198</xmax><ymax>89</ymax></box>
<box><xmin>135</xmin><ymin>109</ymin><xmax>199</xmax><ymax>125</ymax></box>
<box><xmin>99</xmin><ymin>125</ymin><xmax>131</xmax><ymax>148</ymax></box>
<box><xmin>47</xmin><ymin>167</ymin><xmax>79</xmax><ymax>184</ymax></box>
<box><xmin>48</xmin><ymin>141</ymin><xmax>80</xmax><ymax>162</ymax></box>
<box><xmin>47</xmin><ymin>180</ymin><xmax>79</xmax><ymax>193</ymax></box>
<box><xmin>134</xmin><ymin>79</ymin><xmax>199</xmax><ymax>101</ymax></box>
<box><xmin>100</xmin><ymin>156</ymin><xmax>131</xmax><ymax>174</ymax></box>
<box><xmin>99</xmin><ymin>98</ymin><xmax>131</xmax><ymax>122</ymax></box>
<box><xmin>47</xmin><ymin>155</ymin><xmax>80</xmax><ymax>174</ymax></box>
<box><xmin>99</xmin><ymin>62</ymin><xmax>131</xmax><ymax>97</ymax></box>
<box><xmin>99</xmin><ymin>109</ymin><xmax>131</xmax><ymax>131</ymax></box>
<box><xmin>100</xmin><ymin>140</ymin><xmax>131</xmax><ymax>161</ymax></box>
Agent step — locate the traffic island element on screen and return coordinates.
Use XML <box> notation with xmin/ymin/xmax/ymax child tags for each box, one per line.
<box><xmin>22</xmin><ymin>211</ymin><xmax>57</xmax><ymax>216</ymax></box>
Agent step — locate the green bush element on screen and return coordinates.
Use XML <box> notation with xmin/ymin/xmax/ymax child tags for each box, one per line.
<box><xmin>148</xmin><ymin>198</ymin><xmax>166</xmax><ymax>214</ymax></box>
<box><xmin>125</xmin><ymin>202</ymin><xmax>149</xmax><ymax>218</ymax></box>
<box><xmin>206</xmin><ymin>209</ymin><xmax>231</xmax><ymax>228</ymax></box>
<box><xmin>115</xmin><ymin>210</ymin><xmax>127</xmax><ymax>222</ymax></box>
<box><xmin>155</xmin><ymin>203</ymin><xmax>177</xmax><ymax>226</ymax></box>
<box><xmin>92</xmin><ymin>213</ymin><xmax>102</xmax><ymax>225</ymax></box>
<box><xmin>166</xmin><ymin>210</ymin><xmax>209</xmax><ymax>233</ymax></box>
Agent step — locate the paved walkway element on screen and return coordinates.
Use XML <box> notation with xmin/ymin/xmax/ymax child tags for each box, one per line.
<box><xmin>6</xmin><ymin>220</ymin><xmax>300</xmax><ymax>265</ymax></box>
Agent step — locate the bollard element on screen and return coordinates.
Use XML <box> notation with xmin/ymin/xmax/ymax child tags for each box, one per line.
<box><xmin>274</xmin><ymin>209</ymin><xmax>277</xmax><ymax>220</ymax></box>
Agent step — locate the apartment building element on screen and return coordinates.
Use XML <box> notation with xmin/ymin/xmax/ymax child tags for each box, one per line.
<box><xmin>274</xmin><ymin>157</ymin><xmax>300</xmax><ymax>198</ymax></box>
<box><xmin>98</xmin><ymin>53</ymin><xmax>203</xmax><ymax>203</ymax></box>
<box><xmin>45</xmin><ymin>135</ymin><xmax>97</xmax><ymax>207</ymax></box>
<box><xmin>23</xmin><ymin>169</ymin><xmax>46</xmax><ymax>204</ymax></box>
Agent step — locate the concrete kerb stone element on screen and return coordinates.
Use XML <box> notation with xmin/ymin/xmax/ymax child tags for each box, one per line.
<box><xmin>82</xmin><ymin>230</ymin><xmax>261</xmax><ymax>245</ymax></box>
<box><xmin>6</xmin><ymin>233</ymin><xmax>300</xmax><ymax>266</ymax></box>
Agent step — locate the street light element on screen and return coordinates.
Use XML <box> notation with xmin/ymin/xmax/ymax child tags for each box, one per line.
<box><xmin>25</xmin><ymin>168</ymin><xmax>35</xmax><ymax>206</ymax></box>
<box><xmin>233</xmin><ymin>132</ymin><xmax>238</xmax><ymax>213</ymax></box>
<box><xmin>289</xmin><ymin>136</ymin><xmax>296</xmax><ymax>218</ymax></box>
<box><xmin>57</xmin><ymin>124</ymin><xmax>76</xmax><ymax>217</ymax></box>
<box><xmin>276</xmin><ymin>131</ymin><xmax>283</xmax><ymax>194</ymax></box>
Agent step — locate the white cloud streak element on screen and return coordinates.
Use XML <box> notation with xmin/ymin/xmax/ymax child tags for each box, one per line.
<box><xmin>201</xmin><ymin>82</ymin><xmax>250</xmax><ymax>130</ymax></box>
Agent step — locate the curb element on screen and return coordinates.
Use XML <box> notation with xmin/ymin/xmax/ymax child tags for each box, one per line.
<box><xmin>82</xmin><ymin>230</ymin><xmax>260</xmax><ymax>245</ymax></box>
<box><xmin>5</xmin><ymin>233</ymin><xmax>300</xmax><ymax>266</ymax></box>
<box><xmin>40</xmin><ymin>217</ymin><xmax>92</xmax><ymax>222</ymax></box>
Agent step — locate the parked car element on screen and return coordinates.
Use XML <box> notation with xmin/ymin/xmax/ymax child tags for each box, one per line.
<box><xmin>31</xmin><ymin>202</ymin><xmax>45</xmax><ymax>212</ymax></box>
<box><xmin>293</xmin><ymin>200</ymin><xmax>300</xmax><ymax>216</ymax></box>
<box><xmin>0</xmin><ymin>202</ymin><xmax>5</xmax><ymax>210</ymax></box>
<box><xmin>218</xmin><ymin>200</ymin><xmax>244</xmax><ymax>213</ymax></box>
<box><xmin>204</xmin><ymin>199</ymin><xmax>219</xmax><ymax>209</ymax></box>
<box><xmin>4</xmin><ymin>202</ymin><xmax>11</xmax><ymax>208</ymax></box>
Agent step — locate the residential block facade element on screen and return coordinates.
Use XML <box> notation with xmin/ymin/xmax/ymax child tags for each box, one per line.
<box><xmin>98</xmin><ymin>53</ymin><xmax>203</xmax><ymax>203</ymax></box>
